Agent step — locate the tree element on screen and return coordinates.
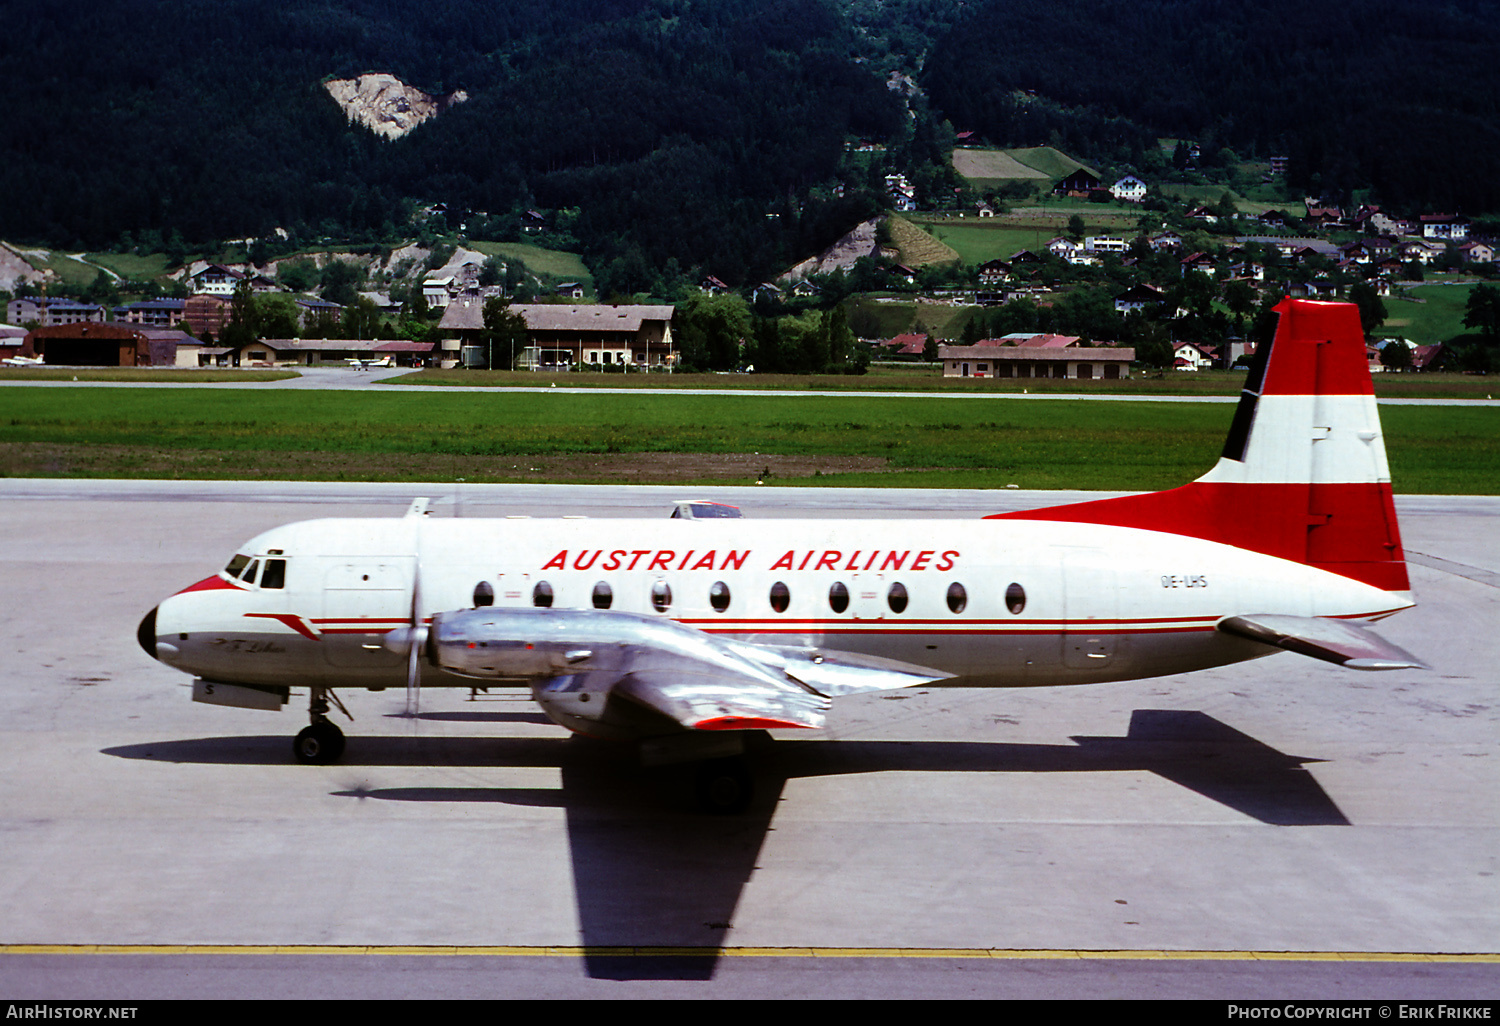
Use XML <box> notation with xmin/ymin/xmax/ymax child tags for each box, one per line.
<box><xmin>481</xmin><ymin>297</ymin><xmax>529</xmax><ymax>371</ymax></box>
<box><xmin>675</xmin><ymin>293</ymin><xmax>750</xmax><ymax>371</ymax></box>
<box><xmin>1348</xmin><ymin>281</ymin><xmax>1387</xmax><ymax>337</ymax></box>
<box><xmin>341</xmin><ymin>296</ymin><xmax>383</xmax><ymax>340</ymax></box>
<box><xmin>1067</xmin><ymin>214</ymin><xmax>1086</xmax><ymax>240</ymax></box>
<box><xmin>320</xmin><ymin>260</ymin><xmax>362</xmax><ymax>306</ymax></box>
<box><xmin>1379</xmin><ymin>342</ymin><xmax>1412</xmax><ymax>371</ymax></box>
<box><xmin>219</xmin><ymin>279</ymin><xmax>260</xmax><ymax>349</ymax></box>
<box><xmin>1463</xmin><ymin>283</ymin><xmax>1500</xmax><ymax>341</ymax></box>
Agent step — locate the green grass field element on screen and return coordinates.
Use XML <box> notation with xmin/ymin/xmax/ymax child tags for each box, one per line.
<box><xmin>466</xmin><ymin>241</ymin><xmax>594</xmax><ymax>291</ymax></box>
<box><xmin>1382</xmin><ymin>280</ymin><xmax>1481</xmax><ymax>345</ymax></box>
<box><xmin>0</xmin><ymin>386</ymin><xmax>1492</xmax><ymax>493</ymax></box>
<box><xmin>83</xmin><ymin>251</ymin><xmax>174</xmax><ymax>281</ymax></box>
<box><xmin>907</xmin><ymin>213</ymin><xmax>1139</xmax><ymax>266</ymax></box>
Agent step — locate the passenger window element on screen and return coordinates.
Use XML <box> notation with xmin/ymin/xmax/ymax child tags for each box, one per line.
<box><xmin>533</xmin><ymin>581</ymin><xmax>554</xmax><ymax>608</ymax></box>
<box><xmin>887</xmin><ymin>582</ymin><xmax>908</xmax><ymax>614</ymax></box>
<box><xmin>828</xmin><ymin>581</ymin><xmax>849</xmax><ymax>614</ymax></box>
<box><xmin>1006</xmin><ymin>582</ymin><xmax>1026</xmax><ymax>615</ymax></box>
<box><xmin>651</xmin><ymin>580</ymin><xmax>672</xmax><ymax>612</ymax></box>
<box><xmin>946</xmin><ymin>582</ymin><xmax>966</xmax><ymax>614</ymax></box>
<box><xmin>592</xmin><ymin>582</ymin><xmax>613</xmax><ymax>609</ymax></box>
<box><xmin>769</xmin><ymin>582</ymin><xmax>790</xmax><ymax>613</ymax></box>
<box><xmin>710</xmin><ymin>581</ymin><xmax>731</xmax><ymax>613</ymax></box>
<box><xmin>261</xmin><ymin>559</ymin><xmax>286</xmax><ymax>590</ymax></box>
<box><xmin>473</xmin><ymin>581</ymin><xmax>494</xmax><ymax>607</ymax></box>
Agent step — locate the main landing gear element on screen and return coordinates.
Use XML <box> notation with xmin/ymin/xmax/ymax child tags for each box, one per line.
<box><xmin>694</xmin><ymin>757</ymin><xmax>754</xmax><ymax>815</ymax></box>
<box><xmin>293</xmin><ymin>687</ymin><xmax>348</xmax><ymax>765</ymax></box>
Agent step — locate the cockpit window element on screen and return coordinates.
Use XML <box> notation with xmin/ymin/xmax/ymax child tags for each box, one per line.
<box><xmin>261</xmin><ymin>559</ymin><xmax>286</xmax><ymax>590</ymax></box>
<box><xmin>241</xmin><ymin>559</ymin><xmax>261</xmax><ymax>586</ymax></box>
<box><xmin>224</xmin><ymin>554</ymin><xmax>251</xmax><ymax>579</ymax></box>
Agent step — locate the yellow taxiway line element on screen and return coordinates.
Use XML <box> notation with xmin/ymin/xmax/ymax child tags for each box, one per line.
<box><xmin>2</xmin><ymin>945</ymin><xmax>1496</xmax><ymax>962</ymax></box>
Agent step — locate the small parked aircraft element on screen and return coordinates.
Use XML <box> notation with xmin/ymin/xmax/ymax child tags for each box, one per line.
<box><xmin>139</xmin><ymin>299</ymin><xmax>1424</xmax><ymax>810</ymax></box>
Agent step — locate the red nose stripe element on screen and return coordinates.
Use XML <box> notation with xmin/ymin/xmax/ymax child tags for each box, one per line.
<box><xmin>176</xmin><ymin>575</ymin><xmax>240</xmax><ymax>595</ymax></box>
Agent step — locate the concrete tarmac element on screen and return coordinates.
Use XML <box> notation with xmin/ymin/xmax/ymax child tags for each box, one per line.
<box><xmin>0</xmin><ymin>481</ymin><xmax>1495</xmax><ymax>998</ymax></box>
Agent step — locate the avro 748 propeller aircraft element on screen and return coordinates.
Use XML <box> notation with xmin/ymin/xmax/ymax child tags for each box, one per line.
<box><xmin>139</xmin><ymin>299</ymin><xmax>1424</xmax><ymax>811</ymax></box>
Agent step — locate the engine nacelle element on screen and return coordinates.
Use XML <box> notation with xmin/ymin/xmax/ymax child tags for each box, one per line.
<box><xmin>427</xmin><ymin>607</ymin><xmax>615</xmax><ymax>680</ymax></box>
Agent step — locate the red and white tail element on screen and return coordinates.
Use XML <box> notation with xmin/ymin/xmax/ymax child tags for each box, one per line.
<box><xmin>989</xmin><ymin>298</ymin><xmax>1409</xmax><ymax>595</ymax></box>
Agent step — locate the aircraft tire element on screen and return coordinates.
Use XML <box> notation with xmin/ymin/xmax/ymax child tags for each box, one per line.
<box><xmin>695</xmin><ymin>757</ymin><xmax>753</xmax><ymax>814</ymax></box>
<box><xmin>293</xmin><ymin>722</ymin><xmax>345</xmax><ymax>765</ymax></box>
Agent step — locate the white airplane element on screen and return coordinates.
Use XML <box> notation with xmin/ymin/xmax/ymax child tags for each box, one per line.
<box><xmin>139</xmin><ymin>299</ymin><xmax>1425</xmax><ymax>811</ymax></box>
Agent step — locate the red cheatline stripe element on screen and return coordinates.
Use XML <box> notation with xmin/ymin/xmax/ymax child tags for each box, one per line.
<box><xmin>242</xmin><ymin>613</ymin><xmax>319</xmax><ymax>641</ymax></box>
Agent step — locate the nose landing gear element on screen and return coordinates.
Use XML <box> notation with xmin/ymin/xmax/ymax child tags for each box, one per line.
<box><xmin>292</xmin><ymin>687</ymin><xmax>349</xmax><ymax>764</ymax></box>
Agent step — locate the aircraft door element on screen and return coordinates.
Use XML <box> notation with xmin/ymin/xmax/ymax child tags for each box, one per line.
<box><xmin>322</xmin><ymin>558</ymin><xmax>414</xmax><ymax>669</ymax></box>
<box><xmin>1063</xmin><ymin>553</ymin><xmax>1119</xmax><ymax>670</ymax></box>
<box><xmin>850</xmin><ymin>573</ymin><xmax>883</xmax><ymax>620</ymax></box>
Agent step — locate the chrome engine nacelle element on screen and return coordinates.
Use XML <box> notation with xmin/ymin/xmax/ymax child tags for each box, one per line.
<box><xmin>426</xmin><ymin>607</ymin><xmax>622</xmax><ymax>680</ymax></box>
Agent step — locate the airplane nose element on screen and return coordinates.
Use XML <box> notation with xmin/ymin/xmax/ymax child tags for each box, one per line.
<box><xmin>138</xmin><ymin>607</ymin><xmax>158</xmax><ymax>661</ymax></box>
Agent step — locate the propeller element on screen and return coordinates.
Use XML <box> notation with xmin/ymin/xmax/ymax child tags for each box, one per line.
<box><xmin>405</xmin><ymin>555</ymin><xmax>424</xmax><ymax>718</ymax></box>
<box><xmin>382</xmin><ymin>521</ymin><xmax>428</xmax><ymax>720</ymax></box>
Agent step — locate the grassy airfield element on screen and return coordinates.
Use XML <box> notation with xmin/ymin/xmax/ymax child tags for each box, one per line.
<box><xmin>0</xmin><ymin>386</ymin><xmax>1493</xmax><ymax>493</ymax></box>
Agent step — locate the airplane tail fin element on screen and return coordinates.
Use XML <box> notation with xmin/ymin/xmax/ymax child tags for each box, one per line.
<box><xmin>988</xmin><ymin>298</ymin><xmax>1410</xmax><ymax>595</ymax></box>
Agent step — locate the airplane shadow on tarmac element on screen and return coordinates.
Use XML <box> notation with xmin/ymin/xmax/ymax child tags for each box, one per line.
<box><xmin>103</xmin><ymin>709</ymin><xmax>1347</xmax><ymax>981</ymax></box>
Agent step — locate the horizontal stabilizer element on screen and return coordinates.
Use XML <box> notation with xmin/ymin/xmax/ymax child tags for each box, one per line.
<box><xmin>1216</xmin><ymin>614</ymin><xmax>1428</xmax><ymax>671</ymax></box>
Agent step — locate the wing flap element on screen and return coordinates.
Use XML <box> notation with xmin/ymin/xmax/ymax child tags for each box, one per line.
<box><xmin>614</xmin><ymin>669</ymin><xmax>830</xmax><ymax>731</ymax></box>
<box><xmin>1217</xmin><ymin>614</ymin><xmax>1429</xmax><ymax>670</ymax></box>
<box><xmin>723</xmin><ymin>641</ymin><xmax>954</xmax><ymax>697</ymax></box>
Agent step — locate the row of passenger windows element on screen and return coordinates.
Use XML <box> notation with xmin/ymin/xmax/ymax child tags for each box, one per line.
<box><xmin>475</xmin><ymin>579</ymin><xmax>1028</xmax><ymax>615</ymax></box>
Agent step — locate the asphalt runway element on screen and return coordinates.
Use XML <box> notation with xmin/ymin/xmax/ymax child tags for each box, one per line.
<box><xmin>0</xmin><ymin>481</ymin><xmax>1495</xmax><ymax>999</ymax></box>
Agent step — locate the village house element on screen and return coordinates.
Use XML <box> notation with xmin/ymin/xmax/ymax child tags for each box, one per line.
<box><xmin>1114</xmin><ymin>283</ymin><xmax>1166</xmax><ymax>315</ymax></box>
<box><xmin>1053</xmin><ymin>169</ymin><xmax>1102</xmax><ymax>197</ymax></box>
<box><xmin>1420</xmin><ymin>214</ymin><xmax>1469</xmax><ymax>240</ymax></box>
<box><xmin>190</xmin><ymin>264</ymin><xmax>244</xmax><ymax>295</ymax></box>
<box><xmin>1458</xmin><ymin>241</ymin><xmax>1495</xmax><ymax>265</ymax></box>
<box><xmin>1173</xmin><ymin>341</ymin><xmax>1216</xmax><ymax>371</ymax></box>
<box><xmin>1111</xmin><ymin>176</ymin><xmax>1147</xmax><ymax>202</ymax></box>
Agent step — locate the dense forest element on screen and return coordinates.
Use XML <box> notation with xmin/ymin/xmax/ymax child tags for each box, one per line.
<box><xmin>923</xmin><ymin>0</ymin><xmax>1500</xmax><ymax>213</ymax></box>
<box><xmin>2</xmin><ymin>0</ymin><xmax>1496</xmax><ymax>287</ymax></box>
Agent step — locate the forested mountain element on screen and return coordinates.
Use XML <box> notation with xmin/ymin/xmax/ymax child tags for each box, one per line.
<box><xmin>1</xmin><ymin>0</ymin><xmax>903</xmax><ymax>285</ymax></box>
<box><xmin>923</xmin><ymin>0</ymin><xmax>1500</xmax><ymax>213</ymax></box>
<box><xmin>2</xmin><ymin>0</ymin><xmax>1496</xmax><ymax>288</ymax></box>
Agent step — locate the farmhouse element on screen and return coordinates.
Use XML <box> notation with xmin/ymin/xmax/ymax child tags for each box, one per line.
<box><xmin>1111</xmin><ymin>176</ymin><xmax>1147</xmax><ymax>202</ymax></box>
<box><xmin>436</xmin><ymin>299</ymin><xmax>675</xmax><ymax>370</ymax></box>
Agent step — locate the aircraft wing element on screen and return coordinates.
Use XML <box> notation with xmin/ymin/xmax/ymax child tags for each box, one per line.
<box><xmin>1216</xmin><ymin>614</ymin><xmax>1429</xmax><ymax>670</ymax></box>
<box><xmin>428</xmin><ymin>607</ymin><xmax>952</xmax><ymax>732</ymax></box>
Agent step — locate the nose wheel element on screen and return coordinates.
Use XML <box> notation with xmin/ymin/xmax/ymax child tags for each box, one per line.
<box><xmin>293</xmin><ymin>721</ymin><xmax>346</xmax><ymax>764</ymax></box>
<box><xmin>293</xmin><ymin>687</ymin><xmax>348</xmax><ymax>764</ymax></box>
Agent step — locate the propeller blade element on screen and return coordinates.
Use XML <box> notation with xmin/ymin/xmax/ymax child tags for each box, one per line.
<box><xmin>404</xmin><ymin>543</ymin><xmax>425</xmax><ymax>720</ymax></box>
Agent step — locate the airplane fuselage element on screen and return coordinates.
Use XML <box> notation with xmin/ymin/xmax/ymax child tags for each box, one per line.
<box><xmin>149</xmin><ymin>514</ymin><xmax>1408</xmax><ymax>711</ymax></box>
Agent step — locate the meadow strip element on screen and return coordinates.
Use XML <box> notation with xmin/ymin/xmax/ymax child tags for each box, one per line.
<box><xmin>0</xmin><ymin>386</ymin><xmax>1492</xmax><ymax>493</ymax></box>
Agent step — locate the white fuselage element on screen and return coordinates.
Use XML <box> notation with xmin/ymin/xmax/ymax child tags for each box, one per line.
<box><xmin>151</xmin><ymin>515</ymin><xmax>1410</xmax><ymax>695</ymax></box>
